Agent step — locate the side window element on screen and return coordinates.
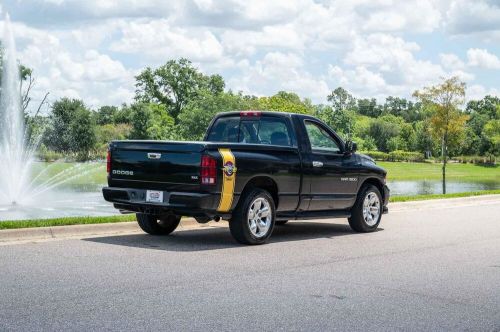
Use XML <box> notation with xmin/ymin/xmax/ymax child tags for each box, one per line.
<box><xmin>305</xmin><ymin>121</ymin><xmax>341</xmax><ymax>153</ymax></box>
<box><xmin>258</xmin><ymin>117</ymin><xmax>293</xmax><ymax>146</ymax></box>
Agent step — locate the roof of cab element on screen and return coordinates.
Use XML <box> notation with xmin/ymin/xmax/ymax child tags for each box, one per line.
<box><xmin>214</xmin><ymin>110</ymin><xmax>301</xmax><ymax>118</ymax></box>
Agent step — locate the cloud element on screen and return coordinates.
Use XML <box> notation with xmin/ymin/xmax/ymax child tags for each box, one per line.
<box><xmin>343</xmin><ymin>33</ymin><xmax>445</xmax><ymax>89</ymax></box>
<box><xmin>359</xmin><ymin>0</ymin><xmax>442</xmax><ymax>33</ymax></box>
<box><xmin>467</xmin><ymin>84</ymin><xmax>500</xmax><ymax>101</ymax></box>
<box><xmin>229</xmin><ymin>52</ymin><xmax>330</xmax><ymax>101</ymax></box>
<box><xmin>445</xmin><ymin>0</ymin><xmax>500</xmax><ymax>41</ymax></box>
<box><xmin>110</xmin><ymin>19</ymin><xmax>224</xmax><ymax>63</ymax></box>
<box><xmin>3</xmin><ymin>20</ymin><xmax>135</xmax><ymax>110</ymax></box>
<box><xmin>440</xmin><ymin>53</ymin><xmax>465</xmax><ymax>70</ymax></box>
<box><xmin>467</xmin><ymin>48</ymin><xmax>500</xmax><ymax>69</ymax></box>
<box><xmin>2</xmin><ymin>0</ymin><xmax>180</xmax><ymax>26</ymax></box>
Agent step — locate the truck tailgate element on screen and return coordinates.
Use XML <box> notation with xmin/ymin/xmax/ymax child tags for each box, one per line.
<box><xmin>109</xmin><ymin>140</ymin><xmax>206</xmax><ymax>190</ymax></box>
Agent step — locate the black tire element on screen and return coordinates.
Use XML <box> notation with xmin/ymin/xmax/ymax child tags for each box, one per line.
<box><xmin>348</xmin><ymin>184</ymin><xmax>382</xmax><ymax>233</ymax></box>
<box><xmin>275</xmin><ymin>220</ymin><xmax>289</xmax><ymax>225</ymax></box>
<box><xmin>136</xmin><ymin>213</ymin><xmax>181</xmax><ymax>235</ymax></box>
<box><xmin>229</xmin><ymin>188</ymin><xmax>276</xmax><ymax>245</ymax></box>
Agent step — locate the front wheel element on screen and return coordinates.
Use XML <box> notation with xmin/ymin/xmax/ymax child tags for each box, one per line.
<box><xmin>230</xmin><ymin>189</ymin><xmax>276</xmax><ymax>245</ymax></box>
<box><xmin>348</xmin><ymin>185</ymin><xmax>382</xmax><ymax>232</ymax></box>
<box><xmin>136</xmin><ymin>213</ymin><xmax>181</xmax><ymax>235</ymax></box>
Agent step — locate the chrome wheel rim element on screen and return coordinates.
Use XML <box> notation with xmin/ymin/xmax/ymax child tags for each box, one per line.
<box><xmin>247</xmin><ymin>197</ymin><xmax>272</xmax><ymax>238</ymax></box>
<box><xmin>363</xmin><ymin>192</ymin><xmax>380</xmax><ymax>227</ymax></box>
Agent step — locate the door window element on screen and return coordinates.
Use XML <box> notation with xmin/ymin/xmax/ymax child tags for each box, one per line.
<box><xmin>305</xmin><ymin>121</ymin><xmax>341</xmax><ymax>153</ymax></box>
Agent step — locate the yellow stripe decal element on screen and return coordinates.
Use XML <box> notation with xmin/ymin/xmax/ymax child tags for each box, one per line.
<box><xmin>217</xmin><ymin>148</ymin><xmax>236</xmax><ymax>212</ymax></box>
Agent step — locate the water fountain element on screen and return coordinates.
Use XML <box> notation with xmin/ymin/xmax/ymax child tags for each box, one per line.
<box><xmin>0</xmin><ymin>14</ymin><xmax>35</xmax><ymax>206</ymax></box>
<box><xmin>0</xmin><ymin>15</ymin><xmax>116</xmax><ymax>220</ymax></box>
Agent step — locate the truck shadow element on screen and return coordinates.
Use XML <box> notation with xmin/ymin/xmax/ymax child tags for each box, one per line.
<box><xmin>82</xmin><ymin>221</ymin><xmax>384</xmax><ymax>252</ymax></box>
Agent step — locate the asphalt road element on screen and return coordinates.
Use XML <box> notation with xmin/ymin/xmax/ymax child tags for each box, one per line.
<box><xmin>1</xmin><ymin>196</ymin><xmax>499</xmax><ymax>331</ymax></box>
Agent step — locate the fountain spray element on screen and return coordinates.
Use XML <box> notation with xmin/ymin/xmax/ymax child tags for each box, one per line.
<box><xmin>0</xmin><ymin>14</ymin><xmax>35</xmax><ymax>205</ymax></box>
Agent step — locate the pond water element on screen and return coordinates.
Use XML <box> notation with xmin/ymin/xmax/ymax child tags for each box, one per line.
<box><xmin>0</xmin><ymin>190</ymin><xmax>118</xmax><ymax>221</ymax></box>
<box><xmin>387</xmin><ymin>180</ymin><xmax>500</xmax><ymax>196</ymax></box>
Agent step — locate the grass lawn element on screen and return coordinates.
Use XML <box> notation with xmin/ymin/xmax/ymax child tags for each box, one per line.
<box><xmin>0</xmin><ymin>214</ymin><xmax>136</xmax><ymax>230</ymax></box>
<box><xmin>379</xmin><ymin>161</ymin><xmax>500</xmax><ymax>182</ymax></box>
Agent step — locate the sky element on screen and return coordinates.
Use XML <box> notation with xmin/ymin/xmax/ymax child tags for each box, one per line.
<box><xmin>1</xmin><ymin>0</ymin><xmax>500</xmax><ymax>111</ymax></box>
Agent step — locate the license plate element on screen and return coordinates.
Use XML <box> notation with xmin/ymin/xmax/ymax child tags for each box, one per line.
<box><xmin>146</xmin><ymin>190</ymin><xmax>163</xmax><ymax>203</ymax></box>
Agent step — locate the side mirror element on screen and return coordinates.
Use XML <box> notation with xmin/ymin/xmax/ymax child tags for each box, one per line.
<box><xmin>345</xmin><ymin>140</ymin><xmax>357</xmax><ymax>154</ymax></box>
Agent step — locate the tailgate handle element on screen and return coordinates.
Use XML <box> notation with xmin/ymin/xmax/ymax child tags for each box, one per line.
<box><xmin>147</xmin><ymin>152</ymin><xmax>162</xmax><ymax>160</ymax></box>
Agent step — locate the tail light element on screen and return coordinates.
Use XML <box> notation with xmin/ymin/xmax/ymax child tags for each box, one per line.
<box><xmin>106</xmin><ymin>149</ymin><xmax>111</xmax><ymax>174</ymax></box>
<box><xmin>201</xmin><ymin>155</ymin><xmax>217</xmax><ymax>185</ymax></box>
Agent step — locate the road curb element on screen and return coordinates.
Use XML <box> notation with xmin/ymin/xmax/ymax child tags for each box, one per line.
<box><xmin>0</xmin><ymin>217</ymin><xmax>202</xmax><ymax>244</ymax></box>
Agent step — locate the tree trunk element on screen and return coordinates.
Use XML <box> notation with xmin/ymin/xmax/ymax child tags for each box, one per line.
<box><xmin>441</xmin><ymin>135</ymin><xmax>447</xmax><ymax>194</ymax></box>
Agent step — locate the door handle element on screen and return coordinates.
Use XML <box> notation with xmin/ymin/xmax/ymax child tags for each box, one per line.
<box><xmin>312</xmin><ymin>161</ymin><xmax>323</xmax><ymax>167</ymax></box>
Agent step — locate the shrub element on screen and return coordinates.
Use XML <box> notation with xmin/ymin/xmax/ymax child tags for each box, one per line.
<box><xmin>388</xmin><ymin>150</ymin><xmax>425</xmax><ymax>162</ymax></box>
<box><xmin>453</xmin><ymin>155</ymin><xmax>497</xmax><ymax>165</ymax></box>
<box><xmin>360</xmin><ymin>150</ymin><xmax>425</xmax><ymax>162</ymax></box>
<box><xmin>37</xmin><ymin>144</ymin><xmax>64</xmax><ymax>162</ymax></box>
<box><xmin>361</xmin><ymin>151</ymin><xmax>389</xmax><ymax>161</ymax></box>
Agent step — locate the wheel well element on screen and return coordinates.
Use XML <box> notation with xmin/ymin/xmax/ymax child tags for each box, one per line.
<box><xmin>240</xmin><ymin>176</ymin><xmax>279</xmax><ymax>208</ymax></box>
<box><xmin>361</xmin><ymin>178</ymin><xmax>385</xmax><ymax>201</ymax></box>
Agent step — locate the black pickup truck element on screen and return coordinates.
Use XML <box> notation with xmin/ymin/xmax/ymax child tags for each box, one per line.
<box><xmin>103</xmin><ymin>111</ymin><xmax>389</xmax><ymax>244</ymax></box>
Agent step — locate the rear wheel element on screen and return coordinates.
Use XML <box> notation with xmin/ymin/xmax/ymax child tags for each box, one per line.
<box><xmin>136</xmin><ymin>213</ymin><xmax>181</xmax><ymax>235</ymax></box>
<box><xmin>348</xmin><ymin>184</ymin><xmax>382</xmax><ymax>232</ymax></box>
<box><xmin>230</xmin><ymin>189</ymin><xmax>276</xmax><ymax>245</ymax></box>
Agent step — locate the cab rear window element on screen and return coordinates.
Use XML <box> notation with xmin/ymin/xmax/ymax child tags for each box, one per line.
<box><xmin>206</xmin><ymin>115</ymin><xmax>294</xmax><ymax>147</ymax></box>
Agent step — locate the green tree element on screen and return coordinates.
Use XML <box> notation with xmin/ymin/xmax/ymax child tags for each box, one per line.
<box><xmin>465</xmin><ymin>95</ymin><xmax>499</xmax><ymax>119</ymax></box>
<box><xmin>399</xmin><ymin>122</ymin><xmax>416</xmax><ymax>151</ymax></box>
<box><xmin>368</xmin><ymin>115</ymin><xmax>402</xmax><ymax>152</ymax></box>
<box><xmin>357</xmin><ymin>98</ymin><xmax>382</xmax><ymax>117</ymax></box>
<box><xmin>483</xmin><ymin>106</ymin><xmax>500</xmax><ymax>157</ymax></box>
<box><xmin>353</xmin><ymin>135</ymin><xmax>377</xmax><ymax>151</ymax></box>
<box><xmin>383</xmin><ymin>96</ymin><xmax>423</xmax><ymax>122</ymax></box>
<box><xmin>315</xmin><ymin>105</ymin><xmax>356</xmax><ymax>139</ymax></box>
<box><xmin>415</xmin><ymin>120</ymin><xmax>436</xmax><ymax>157</ymax></box>
<box><xmin>95</xmin><ymin>123</ymin><xmax>131</xmax><ymax>156</ymax></box>
<box><xmin>44</xmin><ymin>98</ymin><xmax>97</xmax><ymax>160</ymax></box>
<box><xmin>464</xmin><ymin>95</ymin><xmax>500</xmax><ymax>155</ymax></box>
<box><xmin>327</xmin><ymin>87</ymin><xmax>356</xmax><ymax>112</ymax></box>
<box><xmin>177</xmin><ymin>91</ymin><xmax>246</xmax><ymax>141</ymax></box>
<box><xmin>129</xmin><ymin>103</ymin><xmax>176</xmax><ymax>140</ymax></box>
<box><xmin>258</xmin><ymin>91</ymin><xmax>314</xmax><ymax>115</ymax></box>
<box><xmin>321</xmin><ymin>87</ymin><xmax>357</xmax><ymax>138</ymax></box>
<box><xmin>95</xmin><ymin>106</ymin><xmax>118</xmax><ymax>125</ymax></box>
<box><xmin>113</xmin><ymin>105</ymin><xmax>134</xmax><ymax>124</ymax></box>
<box><xmin>413</xmin><ymin>77</ymin><xmax>469</xmax><ymax>193</ymax></box>
<box><xmin>135</xmin><ymin>58</ymin><xmax>224</xmax><ymax>121</ymax></box>
<box><xmin>69</xmin><ymin>107</ymin><xmax>97</xmax><ymax>160</ymax></box>
<box><xmin>45</xmin><ymin>98</ymin><xmax>86</xmax><ymax>152</ymax></box>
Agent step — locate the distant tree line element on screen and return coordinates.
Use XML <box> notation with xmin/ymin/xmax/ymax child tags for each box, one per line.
<box><xmin>22</xmin><ymin>58</ymin><xmax>499</xmax><ymax>162</ymax></box>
